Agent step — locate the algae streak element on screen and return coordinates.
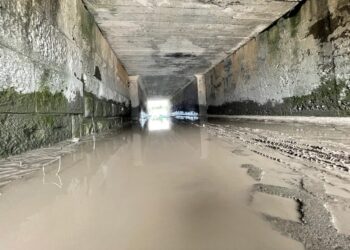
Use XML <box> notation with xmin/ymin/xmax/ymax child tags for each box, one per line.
<box><xmin>208</xmin><ymin>80</ymin><xmax>350</xmax><ymax>116</ymax></box>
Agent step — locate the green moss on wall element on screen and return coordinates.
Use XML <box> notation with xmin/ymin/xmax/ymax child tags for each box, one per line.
<box><xmin>0</xmin><ymin>73</ymin><xmax>128</xmax><ymax>157</ymax></box>
<box><xmin>84</xmin><ymin>90</ymin><xmax>130</xmax><ymax>118</ymax></box>
<box><xmin>36</xmin><ymin>87</ymin><xmax>69</xmax><ymax>113</ymax></box>
<box><xmin>208</xmin><ymin>79</ymin><xmax>350</xmax><ymax>117</ymax></box>
<box><xmin>84</xmin><ymin>91</ymin><xmax>95</xmax><ymax>117</ymax></box>
<box><xmin>80</xmin><ymin>5</ymin><xmax>95</xmax><ymax>42</ymax></box>
<box><xmin>284</xmin><ymin>79</ymin><xmax>350</xmax><ymax>115</ymax></box>
<box><xmin>81</xmin><ymin>117</ymin><xmax>125</xmax><ymax>136</ymax></box>
<box><xmin>0</xmin><ymin>88</ymin><xmax>36</xmax><ymax>113</ymax></box>
<box><xmin>0</xmin><ymin>114</ymin><xmax>72</xmax><ymax>157</ymax></box>
<box><xmin>0</xmin><ymin>87</ymin><xmax>76</xmax><ymax>115</ymax></box>
<box><xmin>41</xmin><ymin>115</ymin><xmax>55</xmax><ymax>127</ymax></box>
<box><xmin>267</xmin><ymin>25</ymin><xmax>281</xmax><ymax>59</ymax></box>
<box><xmin>289</xmin><ymin>14</ymin><xmax>301</xmax><ymax>38</ymax></box>
<box><xmin>35</xmin><ymin>69</ymin><xmax>83</xmax><ymax>114</ymax></box>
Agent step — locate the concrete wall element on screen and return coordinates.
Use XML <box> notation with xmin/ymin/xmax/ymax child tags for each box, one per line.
<box><xmin>138</xmin><ymin>79</ymin><xmax>147</xmax><ymax>115</ymax></box>
<box><xmin>171</xmin><ymin>80</ymin><xmax>199</xmax><ymax>113</ymax></box>
<box><xmin>129</xmin><ymin>76</ymin><xmax>147</xmax><ymax>119</ymax></box>
<box><xmin>0</xmin><ymin>0</ymin><xmax>131</xmax><ymax>157</ymax></box>
<box><xmin>205</xmin><ymin>0</ymin><xmax>350</xmax><ymax>116</ymax></box>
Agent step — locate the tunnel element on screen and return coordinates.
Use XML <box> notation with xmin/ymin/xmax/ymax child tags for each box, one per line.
<box><xmin>0</xmin><ymin>0</ymin><xmax>350</xmax><ymax>249</ymax></box>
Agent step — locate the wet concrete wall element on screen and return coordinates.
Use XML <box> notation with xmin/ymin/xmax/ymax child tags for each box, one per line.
<box><xmin>205</xmin><ymin>0</ymin><xmax>350</xmax><ymax>116</ymax></box>
<box><xmin>138</xmin><ymin>79</ymin><xmax>147</xmax><ymax>115</ymax></box>
<box><xmin>0</xmin><ymin>0</ymin><xmax>131</xmax><ymax>157</ymax></box>
<box><xmin>129</xmin><ymin>76</ymin><xmax>147</xmax><ymax>119</ymax></box>
<box><xmin>171</xmin><ymin>80</ymin><xmax>199</xmax><ymax>113</ymax></box>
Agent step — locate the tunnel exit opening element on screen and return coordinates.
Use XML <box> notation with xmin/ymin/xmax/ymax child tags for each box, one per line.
<box><xmin>146</xmin><ymin>99</ymin><xmax>171</xmax><ymax>131</ymax></box>
<box><xmin>147</xmin><ymin>99</ymin><xmax>171</xmax><ymax>118</ymax></box>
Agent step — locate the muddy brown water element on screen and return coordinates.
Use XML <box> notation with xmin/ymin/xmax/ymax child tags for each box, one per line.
<box><xmin>0</xmin><ymin>119</ymin><xmax>305</xmax><ymax>250</ymax></box>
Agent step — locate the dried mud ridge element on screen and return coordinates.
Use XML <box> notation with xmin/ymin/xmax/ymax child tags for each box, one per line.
<box><xmin>241</xmin><ymin>164</ymin><xmax>263</xmax><ymax>181</ymax></box>
<box><xmin>207</xmin><ymin>123</ymin><xmax>350</xmax><ymax>172</ymax></box>
<box><xmin>206</xmin><ymin>123</ymin><xmax>350</xmax><ymax>249</ymax></box>
<box><xmin>254</xmin><ymin>179</ymin><xmax>350</xmax><ymax>250</ymax></box>
<box><xmin>242</xmin><ymin>162</ymin><xmax>350</xmax><ymax>249</ymax></box>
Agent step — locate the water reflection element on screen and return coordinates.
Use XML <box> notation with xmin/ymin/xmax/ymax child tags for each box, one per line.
<box><xmin>132</xmin><ymin>133</ymin><xmax>143</xmax><ymax>166</ymax></box>
<box><xmin>147</xmin><ymin>118</ymin><xmax>171</xmax><ymax>131</ymax></box>
<box><xmin>174</xmin><ymin>115</ymin><xmax>199</xmax><ymax>121</ymax></box>
<box><xmin>171</xmin><ymin>111</ymin><xmax>199</xmax><ymax>121</ymax></box>
<box><xmin>200</xmin><ymin>127</ymin><xmax>208</xmax><ymax>159</ymax></box>
<box><xmin>42</xmin><ymin>156</ymin><xmax>63</xmax><ymax>189</ymax></box>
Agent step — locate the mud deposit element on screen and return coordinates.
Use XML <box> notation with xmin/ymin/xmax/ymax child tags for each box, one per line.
<box><xmin>206</xmin><ymin>117</ymin><xmax>350</xmax><ymax>250</ymax></box>
<box><xmin>0</xmin><ymin>118</ymin><xmax>349</xmax><ymax>249</ymax></box>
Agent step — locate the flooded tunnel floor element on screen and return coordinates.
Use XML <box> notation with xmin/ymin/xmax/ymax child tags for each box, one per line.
<box><xmin>0</xmin><ymin>118</ymin><xmax>350</xmax><ymax>250</ymax></box>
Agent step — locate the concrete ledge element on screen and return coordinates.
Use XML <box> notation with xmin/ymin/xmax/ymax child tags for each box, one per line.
<box><xmin>0</xmin><ymin>113</ymin><xmax>130</xmax><ymax>158</ymax></box>
<box><xmin>0</xmin><ymin>114</ymin><xmax>73</xmax><ymax>157</ymax></box>
<box><xmin>81</xmin><ymin>117</ymin><xmax>129</xmax><ymax>136</ymax></box>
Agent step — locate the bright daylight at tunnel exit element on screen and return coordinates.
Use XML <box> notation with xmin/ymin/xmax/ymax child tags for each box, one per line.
<box><xmin>0</xmin><ymin>0</ymin><xmax>350</xmax><ymax>249</ymax></box>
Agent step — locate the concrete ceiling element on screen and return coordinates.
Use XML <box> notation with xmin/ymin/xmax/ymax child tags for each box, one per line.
<box><xmin>84</xmin><ymin>0</ymin><xmax>301</xmax><ymax>97</ymax></box>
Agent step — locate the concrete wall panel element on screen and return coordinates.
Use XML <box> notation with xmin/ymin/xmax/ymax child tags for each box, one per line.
<box><xmin>171</xmin><ymin>80</ymin><xmax>199</xmax><ymax>113</ymax></box>
<box><xmin>205</xmin><ymin>0</ymin><xmax>350</xmax><ymax>116</ymax></box>
<box><xmin>0</xmin><ymin>0</ymin><xmax>131</xmax><ymax>157</ymax></box>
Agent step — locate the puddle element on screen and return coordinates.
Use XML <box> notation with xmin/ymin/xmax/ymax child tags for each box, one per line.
<box><xmin>251</xmin><ymin>192</ymin><xmax>300</xmax><ymax>222</ymax></box>
<box><xmin>0</xmin><ymin>120</ymin><xmax>304</xmax><ymax>250</ymax></box>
